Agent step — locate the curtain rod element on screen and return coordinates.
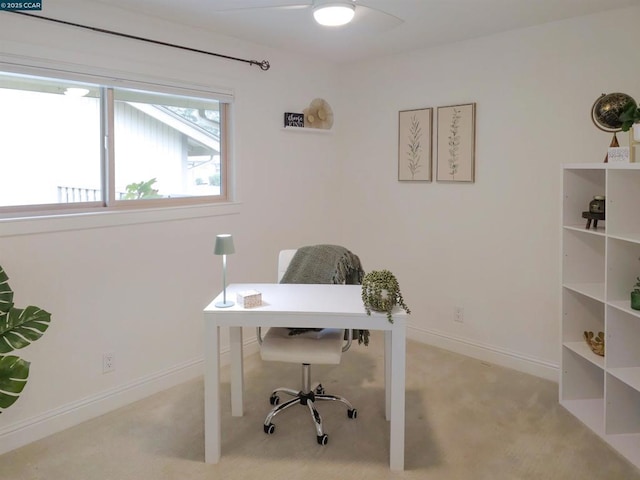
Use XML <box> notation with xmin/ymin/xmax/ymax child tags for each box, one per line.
<box><xmin>8</xmin><ymin>11</ymin><xmax>271</xmax><ymax>71</ymax></box>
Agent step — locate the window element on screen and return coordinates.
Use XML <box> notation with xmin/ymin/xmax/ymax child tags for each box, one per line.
<box><xmin>0</xmin><ymin>71</ymin><xmax>229</xmax><ymax>216</ymax></box>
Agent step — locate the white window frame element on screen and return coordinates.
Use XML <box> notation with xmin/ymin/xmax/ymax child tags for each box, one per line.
<box><xmin>0</xmin><ymin>61</ymin><xmax>234</xmax><ymax>220</ymax></box>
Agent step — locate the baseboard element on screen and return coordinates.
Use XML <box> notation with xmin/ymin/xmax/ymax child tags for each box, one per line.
<box><xmin>409</xmin><ymin>325</ymin><xmax>559</xmax><ymax>382</ymax></box>
<box><xmin>0</xmin><ymin>341</ymin><xmax>261</xmax><ymax>456</ymax></box>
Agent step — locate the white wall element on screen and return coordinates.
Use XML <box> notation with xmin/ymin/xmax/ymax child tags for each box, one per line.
<box><xmin>0</xmin><ymin>1</ymin><xmax>342</xmax><ymax>453</ymax></box>
<box><xmin>334</xmin><ymin>6</ymin><xmax>640</xmax><ymax>377</ymax></box>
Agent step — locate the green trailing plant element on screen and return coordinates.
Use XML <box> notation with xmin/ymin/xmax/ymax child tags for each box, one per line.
<box><xmin>634</xmin><ymin>276</ymin><xmax>640</xmax><ymax>295</ymax></box>
<box><xmin>0</xmin><ymin>265</ymin><xmax>51</xmax><ymax>414</ymax></box>
<box><xmin>619</xmin><ymin>100</ymin><xmax>640</xmax><ymax>132</ymax></box>
<box><xmin>361</xmin><ymin>270</ymin><xmax>410</xmax><ymax>323</ymax></box>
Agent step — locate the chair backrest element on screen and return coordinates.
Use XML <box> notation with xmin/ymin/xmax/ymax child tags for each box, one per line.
<box><xmin>274</xmin><ymin>248</ymin><xmax>353</xmax><ymax>352</ymax></box>
<box><xmin>277</xmin><ymin>249</ymin><xmax>298</xmax><ymax>282</ymax></box>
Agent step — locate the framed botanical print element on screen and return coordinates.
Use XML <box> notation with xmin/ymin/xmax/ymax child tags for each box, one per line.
<box><xmin>436</xmin><ymin>103</ymin><xmax>476</xmax><ymax>183</ymax></box>
<box><xmin>398</xmin><ymin>107</ymin><xmax>432</xmax><ymax>181</ymax></box>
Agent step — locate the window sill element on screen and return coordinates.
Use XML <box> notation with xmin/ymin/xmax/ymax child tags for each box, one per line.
<box><xmin>0</xmin><ymin>202</ymin><xmax>241</xmax><ymax>238</ymax></box>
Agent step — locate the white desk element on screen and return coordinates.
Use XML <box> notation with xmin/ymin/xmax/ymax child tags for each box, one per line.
<box><xmin>203</xmin><ymin>283</ymin><xmax>407</xmax><ymax>471</ymax></box>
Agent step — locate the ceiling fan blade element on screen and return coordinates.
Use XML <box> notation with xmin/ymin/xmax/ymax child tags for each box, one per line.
<box><xmin>355</xmin><ymin>3</ymin><xmax>404</xmax><ymax>32</ymax></box>
<box><xmin>209</xmin><ymin>0</ymin><xmax>312</xmax><ymax>12</ymax></box>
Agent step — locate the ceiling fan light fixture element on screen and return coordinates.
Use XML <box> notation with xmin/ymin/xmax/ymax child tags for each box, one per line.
<box><xmin>313</xmin><ymin>2</ymin><xmax>355</xmax><ymax>27</ymax></box>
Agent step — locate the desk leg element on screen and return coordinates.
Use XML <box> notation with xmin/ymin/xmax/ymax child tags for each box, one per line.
<box><xmin>230</xmin><ymin>326</ymin><xmax>244</xmax><ymax>416</ymax></box>
<box><xmin>389</xmin><ymin>327</ymin><xmax>406</xmax><ymax>471</ymax></box>
<box><xmin>384</xmin><ymin>331</ymin><xmax>391</xmax><ymax>421</ymax></box>
<box><xmin>204</xmin><ymin>322</ymin><xmax>220</xmax><ymax>463</ymax></box>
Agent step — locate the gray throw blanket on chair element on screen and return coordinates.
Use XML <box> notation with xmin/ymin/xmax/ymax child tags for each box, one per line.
<box><xmin>280</xmin><ymin>244</ymin><xmax>369</xmax><ymax>345</ymax></box>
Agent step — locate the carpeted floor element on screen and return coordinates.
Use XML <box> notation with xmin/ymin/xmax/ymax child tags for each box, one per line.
<box><xmin>1</xmin><ymin>332</ymin><xmax>638</xmax><ymax>480</ymax></box>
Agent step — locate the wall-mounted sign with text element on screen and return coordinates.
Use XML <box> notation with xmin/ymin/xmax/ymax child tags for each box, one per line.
<box><xmin>284</xmin><ymin>112</ymin><xmax>304</xmax><ymax>128</ymax></box>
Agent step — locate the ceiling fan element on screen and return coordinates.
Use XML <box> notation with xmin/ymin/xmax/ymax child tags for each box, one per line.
<box><xmin>209</xmin><ymin>0</ymin><xmax>403</xmax><ymax>31</ymax></box>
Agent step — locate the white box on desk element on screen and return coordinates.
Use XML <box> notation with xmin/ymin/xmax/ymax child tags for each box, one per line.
<box><xmin>237</xmin><ymin>290</ymin><xmax>262</xmax><ymax>308</ymax></box>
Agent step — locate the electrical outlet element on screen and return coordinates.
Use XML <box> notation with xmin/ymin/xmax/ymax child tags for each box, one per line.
<box><xmin>454</xmin><ymin>306</ymin><xmax>464</xmax><ymax>323</ymax></box>
<box><xmin>103</xmin><ymin>352</ymin><xmax>115</xmax><ymax>373</ymax></box>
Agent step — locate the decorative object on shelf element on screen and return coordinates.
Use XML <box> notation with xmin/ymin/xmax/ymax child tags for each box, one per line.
<box><xmin>398</xmin><ymin>107</ymin><xmax>432</xmax><ymax>182</ymax></box>
<box><xmin>620</xmin><ymin>100</ymin><xmax>640</xmax><ymax>163</ymax></box>
<box><xmin>284</xmin><ymin>112</ymin><xmax>304</xmax><ymax>128</ymax></box>
<box><xmin>214</xmin><ymin>234</ymin><xmax>235</xmax><ymax>308</ymax></box>
<box><xmin>589</xmin><ymin>195</ymin><xmax>606</xmax><ymax>215</ymax></box>
<box><xmin>583</xmin><ymin>331</ymin><xmax>605</xmax><ymax>356</ymax></box>
<box><xmin>619</xmin><ymin>100</ymin><xmax>640</xmax><ymax>134</ymax></box>
<box><xmin>303</xmin><ymin>98</ymin><xmax>333</xmax><ymax>130</ymax></box>
<box><xmin>582</xmin><ymin>195</ymin><xmax>605</xmax><ymax>229</ymax></box>
<box><xmin>361</xmin><ymin>270</ymin><xmax>411</xmax><ymax>323</ymax></box>
<box><xmin>591</xmin><ymin>92</ymin><xmax>636</xmax><ymax>163</ymax></box>
<box><xmin>436</xmin><ymin>103</ymin><xmax>476</xmax><ymax>183</ymax></box>
<box><xmin>631</xmin><ymin>276</ymin><xmax>640</xmax><ymax>311</ymax></box>
<box><xmin>608</xmin><ymin>146</ymin><xmax>630</xmax><ymax>163</ymax></box>
<box><xmin>0</xmin><ymin>264</ymin><xmax>52</xmax><ymax>414</ymax></box>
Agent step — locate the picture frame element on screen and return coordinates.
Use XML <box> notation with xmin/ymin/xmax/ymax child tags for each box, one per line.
<box><xmin>398</xmin><ymin>107</ymin><xmax>432</xmax><ymax>181</ymax></box>
<box><xmin>436</xmin><ymin>103</ymin><xmax>476</xmax><ymax>183</ymax></box>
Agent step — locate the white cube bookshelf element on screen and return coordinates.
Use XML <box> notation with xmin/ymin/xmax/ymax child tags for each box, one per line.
<box><xmin>561</xmin><ymin>163</ymin><xmax>640</xmax><ymax>469</ymax></box>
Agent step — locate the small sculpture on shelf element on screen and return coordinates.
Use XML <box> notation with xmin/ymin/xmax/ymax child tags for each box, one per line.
<box><xmin>583</xmin><ymin>331</ymin><xmax>605</xmax><ymax>357</ymax></box>
<box><xmin>582</xmin><ymin>195</ymin><xmax>605</xmax><ymax>230</ymax></box>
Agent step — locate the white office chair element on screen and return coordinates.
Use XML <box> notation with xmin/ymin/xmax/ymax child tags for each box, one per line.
<box><xmin>257</xmin><ymin>249</ymin><xmax>357</xmax><ymax>445</ymax></box>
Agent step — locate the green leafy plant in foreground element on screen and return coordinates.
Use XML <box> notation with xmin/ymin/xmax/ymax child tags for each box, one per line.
<box><xmin>0</xmin><ymin>265</ymin><xmax>51</xmax><ymax>414</ymax></box>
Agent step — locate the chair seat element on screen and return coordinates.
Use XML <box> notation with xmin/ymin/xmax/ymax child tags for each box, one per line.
<box><xmin>260</xmin><ymin>327</ymin><xmax>344</xmax><ymax>365</ymax></box>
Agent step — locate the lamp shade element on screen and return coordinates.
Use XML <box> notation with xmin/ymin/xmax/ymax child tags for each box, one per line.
<box><xmin>214</xmin><ymin>234</ymin><xmax>235</xmax><ymax>255</ymax></box>
<box><xmin>313</xmin><ymin>2</ymin><xmax>355</xmax><ymax>26</ymax></box>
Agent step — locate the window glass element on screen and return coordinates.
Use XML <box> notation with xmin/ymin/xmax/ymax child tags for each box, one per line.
<box><xmin>113</xmin><ymin>89</ymin><xmax>221</xmax><ymax>201</ymax></box>
<box><xmin>0</xmin><ymin>74</ymin><xmax>101</xmax><ymax>207</ymax></box>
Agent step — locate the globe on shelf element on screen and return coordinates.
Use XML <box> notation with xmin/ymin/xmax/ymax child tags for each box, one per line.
<box><xmin>591</xmin><ymin>92</ymin><xmax>636</xmax><ymax>162</ymax></box>
<box><xmin>591</xmin><ymin>92</ymin><xmax>636</xmax><ymax>132</ymax></box>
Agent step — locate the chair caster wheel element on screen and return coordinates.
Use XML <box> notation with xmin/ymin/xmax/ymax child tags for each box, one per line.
<box><xmin>264</xmin><ymin>423</ymin><xmax>275</xmax><ymax>434</ymax></box>
<box><xmin>269</xmin><ymin>395</ymin><xmax>280</xmax><ymax>405</ymax></box>
<box><xmin>317</xmin><ymin>434</ymin><xmax>328</xmax><ymax>445</ymax></box>
<box><xmin>348</xmin><ymin>408</ymin><xmax>357</xmax><ymax>419</ymax></box>
<box><xmin>315</xmin><ymin>384</ymin><xmax>325</xmax><ymax>395</ymax></box>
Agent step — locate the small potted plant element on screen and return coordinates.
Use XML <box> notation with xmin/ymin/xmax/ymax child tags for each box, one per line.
<box><xmin>631</xmin><ymin>276</ymin><xmax>640</xmax><ymax>311</ymax></box>
<box><xmin>361</xmin><ymin>270</ymin><xmax>410</xmax><ymax>323</ymax></box>
<box><xmin>619</xmin><ymin>100</ymin><xmax>640</xmax><ymax>141</ymax></box>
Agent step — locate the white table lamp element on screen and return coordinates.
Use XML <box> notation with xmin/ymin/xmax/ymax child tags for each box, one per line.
<box><xmin>214</xmin><ymin>234</ymin><xmax>235</xmax><ymax>308</ymax></box>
